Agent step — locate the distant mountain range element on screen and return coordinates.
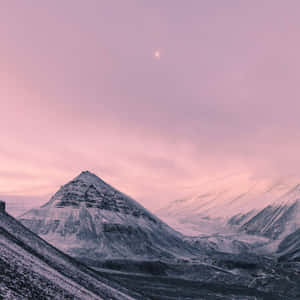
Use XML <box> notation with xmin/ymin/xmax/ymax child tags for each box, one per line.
<box><xmin>156</xmin><ymin>174</ymin><xmax>300</xmax><ymax>267</ymax></box>
<box><xmin>19</xmin><ymin>171</ymin><xmax>300</xmax><ymax>262</ymax></box>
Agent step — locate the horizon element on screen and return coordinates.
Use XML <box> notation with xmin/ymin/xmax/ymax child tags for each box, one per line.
<box><xmin>2</xmin><ymin>1</ymin><xmax>300</xmax><ymax>215</ymax></box>
<box><xmin>4</xmin><ymin>169</ymin><xmax>300</xmax><ymax>218</ymax></box>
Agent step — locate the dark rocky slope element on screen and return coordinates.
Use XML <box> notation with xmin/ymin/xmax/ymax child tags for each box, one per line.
<box><xmin>0</xmin><ymin>208</ymin><xmax>139</xmax><ymax>299</ymax></box>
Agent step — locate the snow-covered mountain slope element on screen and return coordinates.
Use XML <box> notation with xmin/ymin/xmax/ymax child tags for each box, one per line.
<box><xmin>20</xmin><ymin>171</ymin><xmax>199</xmax><ymax>261</ymax></box>
<box><xmin>232</xmin><ymin>185</ymin><xmax>300</xmax><ymax>240</ymax></box>
<box><xmin>157</xmin><ymin>174</ymin><xmax>300</xmax><ymax>237</ymax></box>
<box><xmin>235</xmin><ymin>200</ymin><xmax>300</xmax><ymax>240</ymax></box>
<box><xmin>0</xmin><ymin>209</ymin><xmax>137</xmax><ymax>300</ymax></box>
<box><xmin>277</xmin><ymin>228</ymin><xmax>300</xmax><ymax>262</ymax></box>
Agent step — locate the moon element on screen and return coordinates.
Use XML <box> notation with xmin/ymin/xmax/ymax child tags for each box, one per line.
<box><xmin>154</xmin><ymin>50</ymin><xmax>161</xmax><ymax>59</ymax></box>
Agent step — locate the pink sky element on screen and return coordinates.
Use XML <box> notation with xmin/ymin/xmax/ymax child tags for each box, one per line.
<box><xmin>2</xmin><ymin>1</ymin><xmax>300</xmax><ymax>214</ymax></box>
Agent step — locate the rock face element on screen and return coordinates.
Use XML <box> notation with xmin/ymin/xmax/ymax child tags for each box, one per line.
<box><xmin>20</xmin><ymin>171</ymin><xmax>198</xmax><ymax>261</ymax></box>
<box><xmin>0</xmin><ymin>208</ymin><xmax>136</xmax><ymax>299</ymax></box>
<box><xmin>0</xmin><ymin>201</ymin><xmax>5</xmax><ymax>212</ymax></box>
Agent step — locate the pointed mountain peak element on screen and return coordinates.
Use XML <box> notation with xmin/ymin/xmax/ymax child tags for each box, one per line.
<box><xmin>79</xmin><ymin>170</ymin><xmax>94</xmax><ymax>175</ymax></box>
<box><xmin>73</xmin><ymin>170</ymin><xmax>108</xmax><ymax>186</ymax></box>
<box><xmin>76</xmin><ymin>170</ymin><xmax>101</xmax><ymax>180</ymax></box>
<box><xmin>38</xmin><ymin>171</ymin><xmax>159</xmax><ymax>225</ymax></box>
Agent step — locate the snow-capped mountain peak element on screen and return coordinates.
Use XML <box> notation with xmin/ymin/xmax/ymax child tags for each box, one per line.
<box><xmin>74</xmin><ymin>170</ymin><xmax>110</xmax><ymax>187</ymax></box>
<box><xmin>39</xmin><ymin>171</ymin><xmax>159</xmax><ymax>224</ymax></box>
<box><xmin>19</xmin><ymin>171</ymin><xmax>198</xmax><ymax>261</ymax></box>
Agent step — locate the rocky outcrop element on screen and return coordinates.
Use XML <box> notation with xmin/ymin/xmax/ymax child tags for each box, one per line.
<box><xmin>0</xmin><ymin>201</ymin><xmax>5</xmax><ymax>212</ymax></box>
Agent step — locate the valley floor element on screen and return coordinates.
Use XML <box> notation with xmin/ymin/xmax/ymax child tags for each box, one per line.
<box><xmin>95</xmin><ymin>268</ymin><xmax>279</xmax><ymax>300</ymax></box>
<box><xmin>85</xmin><ymin>257</ymin><xmax>300</xmax><ymax>300</ymax></box>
